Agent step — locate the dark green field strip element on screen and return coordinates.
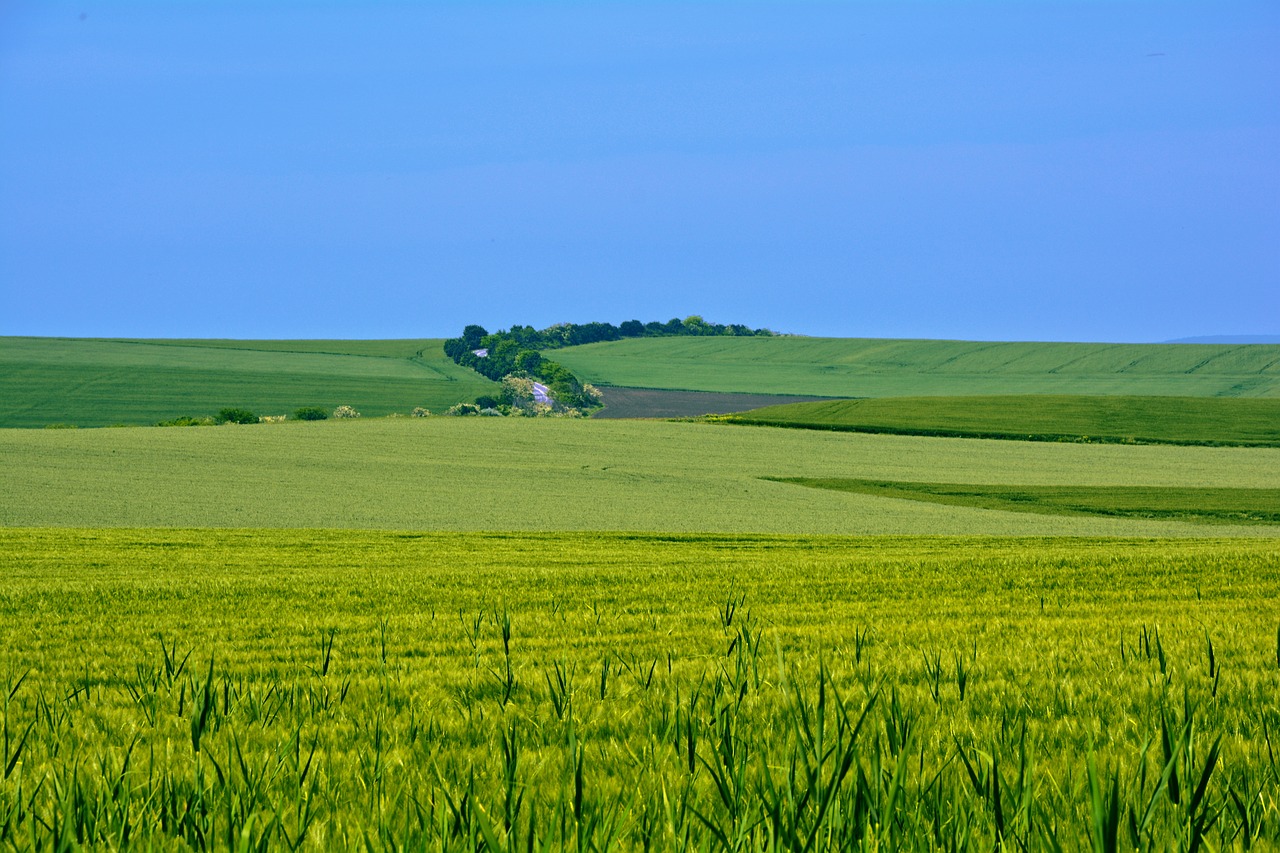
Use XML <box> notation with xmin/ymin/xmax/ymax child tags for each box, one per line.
<box><xmin>728</xmin><ymin>395</ymin><xmax>1280</xmax><ymax>446</ymax></box>
<box><xmin>592</xmin><ymin>386</ymin><xmax>831</xmax><ymax>418</ymax></box>
<box><xmin>0</xmin><ymin>337</ymin><xmax>494</xmax><ymax>426</ymax></box>
<box><xmin>553</xmin><ymin>337</ymin><xmax>1280</xmax><ymax>398</ymax></box>
<box><xmin>771</xmin><ymin>477</ymin><xmax>1280</xmax><ymax>524</ymax></box>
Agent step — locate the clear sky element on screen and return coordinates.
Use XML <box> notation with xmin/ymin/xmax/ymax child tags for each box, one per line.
<box><xmin>2</xmin><ymin>2</ymin><xmax>1276</xmax><ymax>341</ymax></box>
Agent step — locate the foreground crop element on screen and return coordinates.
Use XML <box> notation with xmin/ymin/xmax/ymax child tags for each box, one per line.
<box><xmin>1</xmin><ymin>531</ymin><xmax>1278</xmax><ymax>849</ymax></box>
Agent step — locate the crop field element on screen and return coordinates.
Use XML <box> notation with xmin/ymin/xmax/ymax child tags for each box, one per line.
<box><xmin>4</xmin><ymin>335</ymin><xmax>1280</xmax><ymax>849</ymax></box>
<box><xmin>724</xmin><ymin>395</ymin><xmax>1280</xmax><ymax>447</ymax></box>
<box><xmin>4</xmin><ymin>418</ymin><xmax>1279</xmax><ymax>536</ymax></box>
<box><xmin>0</xmin><ymin>338</ymin><xmax>495</xmax><ymax>428</ymax></box>
<box><xmin>1</xmin><ymin>530</ymin><xmax>1277</xmax><ymax>849</ymax></box>
<box><xmin>552</xmin><ymin>337</ymin><xmax>1280</xmax><ymax>398</ymax></box>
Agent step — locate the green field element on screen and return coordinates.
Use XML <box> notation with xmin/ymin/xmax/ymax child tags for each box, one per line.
<box><xmin>553</xmin><ymin>337</ymin><xmax>1280</xmax><ymax>398</ymax></box>
<box><xmin>5</xmin><ymin>334</ymin><xmax>1280</xmax><ymax>847</ymax></box>
<box><xmin>725</xmin><ymin>395</ymin><xmax>1280</xmax><ymax>447</ymax></box>
<box><xmin>4</xmin><ymin>418</ymin><xmax>1279</xmax><ymax>536</ymax></box>
<box><xmin>1</xmin><ymin>530</ymin><xmax>1277</xmax><ymax>849</ymax></box>
<box><xmin>771</xmin><ymin>478</ymin><xmax>1280</xmax><ymax>525</ymax></box>
<box><xmin>6</xmin><ymin>335</ymin><xmax>1279</xmax><ymax>428</ymax></box>
<box><xmin>0</xmin><ymin>337</ymin><xmax>496</xmax><ymax>427</ymax></box>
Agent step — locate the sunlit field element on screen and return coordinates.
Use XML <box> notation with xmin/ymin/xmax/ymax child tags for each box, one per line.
<box><xmin>3</xmin><ymin>418</ymin><xmax>1279</xmax><ymax>536</ymax></box>
<box><xmin>2</xmin><ymin>530</ymin><xmax>1277</xmax><ymax>849</ymax></box>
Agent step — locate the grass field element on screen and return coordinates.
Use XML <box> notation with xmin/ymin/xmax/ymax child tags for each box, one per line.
<box><xmin>0</xmin><ymin>337</ymin><xmax>496</xmax><ymax>427</ymax></box>
<box><xmin>553</xmin><ymin>337</ymin><xmax>1280</xmax><ymax>398</ymax></box>
<box><xmin>3</xmin><ymin>418</ymin><xmax>1279</xmax><ymax>536</ymax></box>
<box><xmin>5</xmin><ymin>335</ymin><xmax>1280</xmax><ymax>847</ymax></box>
<box><xmin>6</xmin><ymin>335</ymin><xmax>1279</xmax><ymax>428</ymax></box>
<box><xmin>724</xmin><ymin>395</ymin><xmax>1280</xmax><ymax>447</ymax></box>
<box><xmin>771</xmin><ymin>478</ymin><xmax>1280</xmax><ymax>525</ymax></box>
<box><xmin>1</xmin><ymin>530</ymin><xmax>1277</xmax><ymax>848</ymax></box>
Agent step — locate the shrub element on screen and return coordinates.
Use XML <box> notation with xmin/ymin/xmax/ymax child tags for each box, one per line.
<box><xmin>445</xmin><ymin>403</ymin><xmax>481</xmax><ymax>416</ymax></box>
<box><xmin>475</xmin><ymin>395</ymin><xmax>501</xmax><ymax>410</ymax></box>
<box><xmin>294</xmin><ymin>406</ymin><xmax>328</xmax><ymax>421</ymax></box>
<box><xmin>411</xmin><ymin>407</ymin><xmax>431</xmax><ymax>417</ymax></box>
<box><xmin>156</xmin><ymin>416</ymin><xmax>215</xmax><ymax>427</ymax></box>
<box><xmin>501</xmin><ymin>376</ymin><xmax>535</xmax><ymax>406</ymax></box>
<box><xmin>258</xmin><ymin>414</ymin><xmax>287</xmax><ymax>424</ymax></box>
<box><xmin>215</xmin><ymin>408</ymin><xmax>257</xmax><ymax>425</ymax></box>
<box><xmin>332</xmin><ymin>405</ymin><xmax>361</xmax><ymax>419</ymax></box>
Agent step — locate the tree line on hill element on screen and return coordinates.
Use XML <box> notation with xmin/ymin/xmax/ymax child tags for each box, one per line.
<box><xmin>443</xmin><ymin>316</ymin><xmax>775</xmax><ymax>411</ymax></box>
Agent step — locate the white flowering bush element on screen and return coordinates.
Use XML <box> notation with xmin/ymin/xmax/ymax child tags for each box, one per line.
<box><xmin>332</xmin><ymin>405</ymin><xmax>361</xmax><ymax>419</ymax></box>
<box><xmin>501</xmin><ymin>376</ymin><xmax>535</xmax><ymax>405</ymax></box>
<box><xmin>257</xmin><ymin>415</ymin><xmax>287</xmax><ymax>424</ymax></box>
<box><xmin>583</xmin><ymin>384</ymin><xmax>604</xmax><ymax>403</ymax></box>
<box><xmin>411</xmin><ymin>407</ymin><xmax>431</xmax><ymax>418</ymax></box>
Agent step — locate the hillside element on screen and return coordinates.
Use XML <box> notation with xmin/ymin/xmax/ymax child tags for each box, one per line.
<box><xmin>0</xmin><ymin>337</ymin><xmax>496</xmax><ymax>427</ymax></box>
<box><xmin>552</xmin><ymin>337</ymin><xmax>1280</xmax><ymax>398</ymax></box>
<box><xmin>726</xmin><ymin>395</ymin><xmax>1280</xmax><ymax>447</ymax></box>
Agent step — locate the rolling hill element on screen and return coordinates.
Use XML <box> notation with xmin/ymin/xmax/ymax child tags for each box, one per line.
<box><xmin>0</xmin><ymin>337</ymin><xmax>496</xmax><ymax>428</ymax></box>
<box><xmin>6</xmin><ymin>334</ymin><xmax>1280</xmax><ymax>428</ymax></box>
<box><xmin>553</xmin><ymin>336</ymin><xmax>1280</xmax><ymax>398</ymax></box>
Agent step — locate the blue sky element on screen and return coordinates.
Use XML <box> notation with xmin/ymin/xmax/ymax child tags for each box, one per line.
<box><xmin>1</xmin><ymin>2</ymin><xmax>1276</xmax><ymax>341</ymax></box>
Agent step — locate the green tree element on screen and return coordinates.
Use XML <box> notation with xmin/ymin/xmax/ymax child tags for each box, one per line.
<box><xmin>514</xmin><ymin>350</ymin><xmax>543</xmax><ymax>374</ymax></box>
<box><xmin>461</xmin><ymin>325</ymin><xmax>489</xmax><ymax>349</ymax></box>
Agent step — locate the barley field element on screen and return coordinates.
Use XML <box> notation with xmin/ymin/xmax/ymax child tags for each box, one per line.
<box><xmin>2</xmin><ymin>530</ymin><xmax>1278</xmax><ymax>849</ymax></box>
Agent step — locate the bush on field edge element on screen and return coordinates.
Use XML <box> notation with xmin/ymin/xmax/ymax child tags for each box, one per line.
<box><xmin>215</xmin><ymin>407</ymin><xmax>258</xmax><ymax>425</ymax></box>
<box><xmin>156</xmin><ymin>416</ymin><xmax>216</xmax><ymax>427</ymax></box>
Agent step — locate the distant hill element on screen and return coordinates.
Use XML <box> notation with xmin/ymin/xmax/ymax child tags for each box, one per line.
<box><xmin>6</xmin><ymin>335</ymin><xmax>1280</xmax><ymax>428</ymax></box>
<box><xmin>553</xmin><ymin>337</ymin><xmax>1280</xmax><ymax>399</ymax></box>
<box><xmin>0</xmin><ymin>337</ymin><xmax>495</xmax><ymax>428</ymax></box>
<box><xmin>1164</xmin><ymin>335</ymin><xmax>1280</xmax><ymax>344</ymax></box>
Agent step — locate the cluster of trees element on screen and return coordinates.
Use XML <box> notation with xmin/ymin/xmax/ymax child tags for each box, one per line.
<box><xmin>443</xmin><ymin>316</ymin><xmax>774</xmax><ymax>409</ymax></box>
<box><xmin>447</xmin><ymin>315</ymin><xmax>773</xmax><ymax>355</ymax></box>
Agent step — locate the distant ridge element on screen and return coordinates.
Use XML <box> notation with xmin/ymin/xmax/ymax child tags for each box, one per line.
<box><xmin>1164</xmin><ymin>335</ymin><xmax>1280</xmax><ymax>344</ymax></box>
<box><xmin>554</xmin><ymin>336</ymin><xmax>1280</xmax><ymax>399</ymax></box>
